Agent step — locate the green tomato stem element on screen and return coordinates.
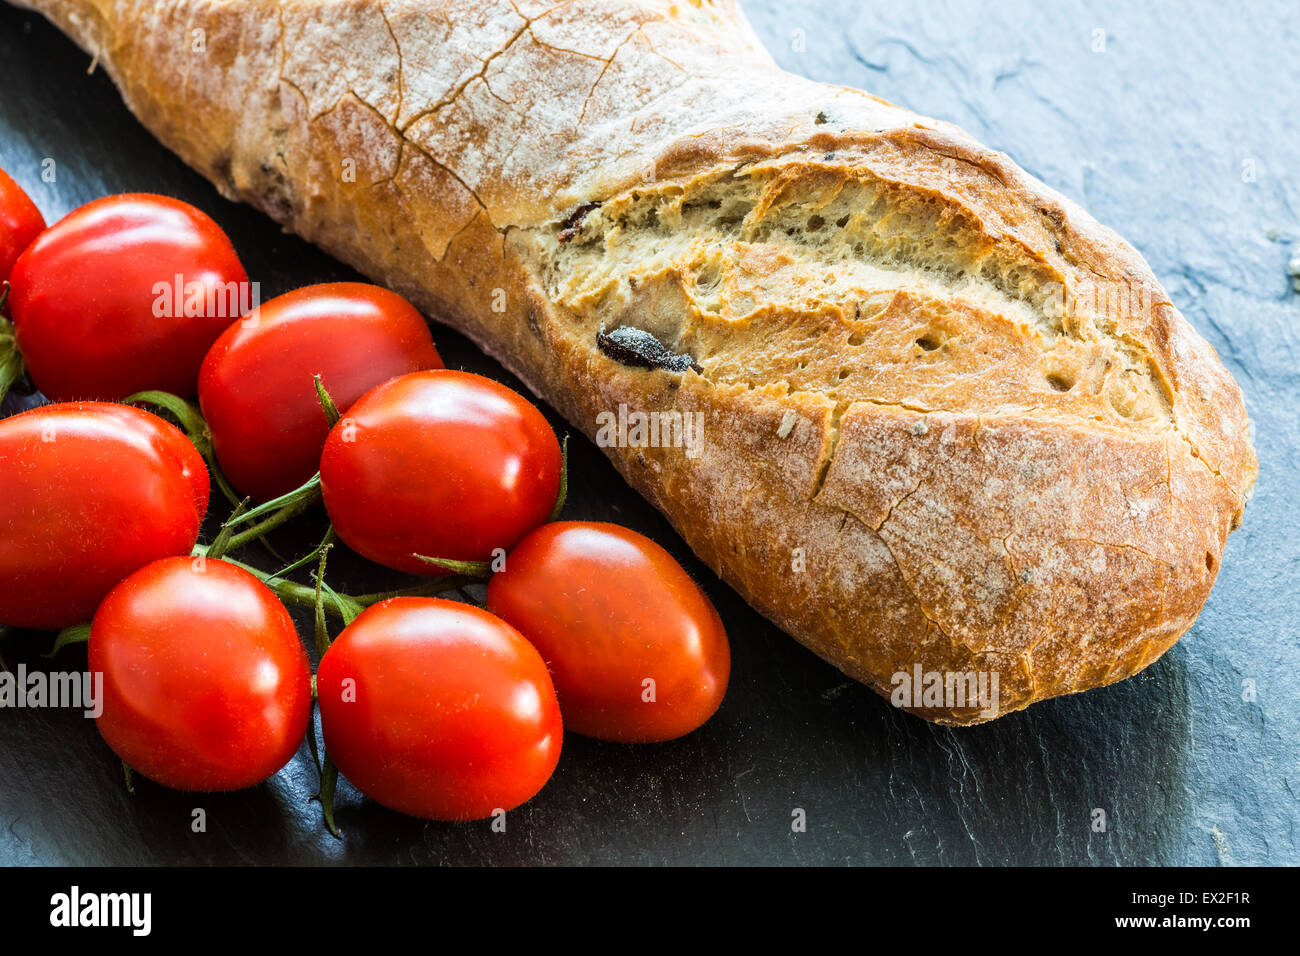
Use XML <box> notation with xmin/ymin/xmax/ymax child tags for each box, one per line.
<box><xmin>547</xmin><ymin>433</ymin><xmax>570</xmax><ymax>522</ymax></box>
<box><xmin>314</xmin><ymin>375</ymin><xmax>341</xmax><ymax>427</ymax></box>
<box><xmin>312</xmin><ymin>545</ymin><xmax>334</xmax><ymax>658</ymax></box>
<box><xmin>350</xmin><ymin>575</ymin><xmax>480</xmax><ymax>605</ymax></box>
<box><xmin>223</xmin><ymin>474</ymin><xmax>322</xmax><ymax>531</ymax></box>
<box><xmin>269</xmin><ymin>526</ymin><xmax>338</xmax><ymax>578</ymax></box>
<box><xmin>316</xmin><ymin>753</ymin><xmax>342</xmax><ymax>838</ymax></box>
<box><xmin>204</xmin><ymin>498</ymin><xmax>251</xmax><ymax>561</ymax></box>
<box><xmin>0</xmin><ymin>315</ymin><xmax>24</xmax><ymax>408</ymax></box>
<box><xmin>45</xmin><ymin>622</ymin><xmax>92</xmax><ymax>658</ymax></box>
<box><xmin>411</xmin><ymin>554</ymin><xmax>493</xmax><ymax>577</ymax></box>
<box><xmin>214</xmin><ymin>556</ymin><xmax>363</xmax><ymax>620</ymax></box>
<box><xmin>223</xmin><ymin>487</ymin><xmax>320</xmax><ymax>551</ymax></box>
<box><xmin>121</xmin><ymin>390</ymin><xmax>210</xmax><ymax>450</ymax></box>
<box><xmin>121</xmin><ymin>389</ymin><xmax>243</xmax><ymax>508</ymax></box>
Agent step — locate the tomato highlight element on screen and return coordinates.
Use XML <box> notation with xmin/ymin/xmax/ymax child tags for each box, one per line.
<box><xmin>488</xmin><ymin>521</ymin><xmax>730</xmax><ymax>743</ymax></box>
<box><xmin>320</xmin><ymin>370</ymin><xmax>562</xmax><ymax>575</ymax></box>
<box><xmin>90</xmin><ymin>556</ymin><xmax>312</xmax><ymax>791</ymax></box>
<box><xmin>8</xmin><ymin>193</ymin><xmax>247</xmax><ymax>400</ymax></box>
<box><xmin>317</xmin><ymin>597</ymin><xmax>563</xmax><ymax>820</ymax></box>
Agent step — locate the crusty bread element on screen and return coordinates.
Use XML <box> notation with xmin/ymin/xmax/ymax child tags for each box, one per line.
<box><xmin>15</xmin><ymin>0</ymin><xmax>1257</xmax><ymax>722</ymax></box>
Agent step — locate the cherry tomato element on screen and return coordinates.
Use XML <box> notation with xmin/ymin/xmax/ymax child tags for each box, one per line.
<box><xmin>320</xmin><ymin>370</ymin><xmax>562</xmax><ymax>575</ymax></box>
<box><xmin>316</xmin><ymin>597</ymin><xmax>563</xmax><ymax>820</ymax></box>
<box><xmin>198</xmin><ymin>283</ymin><xmax>443</xmax><ymax>501</ymax></box>
<box><xmin>0</xmin><ymin>402</ymin><xmax>209</xmax><ymax>629</ymax></box>
<box><xmin>8</xmin><ymin>193</ymin><xmax>248</xmax><ymax>401</ymax></box>
<box><xmin>487</xmin><ymin>522</ymin><xmax>730</xmax><ymax>743</ymax></box>
<box><xmin>0</xmin><ymin>168</ymin><xmax>45</xmax><ymax>286</ymax></box>
<box><xmin>90</xmin><ymin>556</ymin><xmax>311</xmax><ymax>791</ymax></box>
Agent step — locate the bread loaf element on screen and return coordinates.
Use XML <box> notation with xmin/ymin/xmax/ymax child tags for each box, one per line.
<box><xmin>14</xmin><ymin>0</ymin><xmax>1257</xmax><ymax>723</ymax></box>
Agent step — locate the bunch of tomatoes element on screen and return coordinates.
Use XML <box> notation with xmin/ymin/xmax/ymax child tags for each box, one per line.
<box><xmin>0</xmin><ymin>169</ymin><xmax>729</xmax><ymax>826</ymax></box>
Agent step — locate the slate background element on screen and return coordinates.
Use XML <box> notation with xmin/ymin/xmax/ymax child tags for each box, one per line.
<box><xmin>0</xmin><ymin>0</ymin><xmax>1295</xmax><ymax>866</ymax></box>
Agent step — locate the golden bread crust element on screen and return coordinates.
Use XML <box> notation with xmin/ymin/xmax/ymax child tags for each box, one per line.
<box><xmin>18</xmin><ymin>0</ymin><xmax>1257</xmax><ymax>722</ymax></box>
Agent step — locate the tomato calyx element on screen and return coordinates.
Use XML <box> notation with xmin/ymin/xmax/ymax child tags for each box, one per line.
<box><xmin>45</xmin><ymin>622</ymin><xmax>91</xmax><ymax>658</ymax></box>
<box><xmin>0</xmin><ymin>306</ymin><xmax>25</xmax><ymax>408</ymax></box>
<box><xmin>313</xmin><ymin>374</ymin><xmax>341</xmax><ymax>427</ymax></box>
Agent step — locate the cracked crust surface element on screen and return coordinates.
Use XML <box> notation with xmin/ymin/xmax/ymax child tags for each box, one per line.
<box><xmin>19</xmin><ymin>0</ymin><xmax>1257</xmax><ymax>722</ymax></box>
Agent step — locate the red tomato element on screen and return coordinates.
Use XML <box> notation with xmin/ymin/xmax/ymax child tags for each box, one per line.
<box><xmin>487</xmin><ymin>522</ymin><xmax>730</xmax><ymax>743</ymax></box>
<box><xmin>320</xmin><ymin>370</ymin><xmax>562</xmax><ymax>575</ymax></box>
<box><xmin>316</xmin><ymin>597</ymin><xmax>563</xmax><ymax>820</ymax></box>
<box><xmin>0</xmin><ymin>168</ymin><xmax>45</xmax><ymax>285</ymax></box>
<box><xmin>0</xmin><ymin>403</ymin><xmax>209</xmax><ymax>629</ymax></box>
<box><xmin>8</xmin><ymin>193</ymin><xmax>248</xmax><ymax>400</ymax></box>
<box><xmin>198</xmin><ymin>283</ymin><xmax>443</xmax><ymax>501</ymax></box>
<box><xmin>90</xmin><ymin>556</ymin><xmax>311</xmax><ymax>791</ymax></box>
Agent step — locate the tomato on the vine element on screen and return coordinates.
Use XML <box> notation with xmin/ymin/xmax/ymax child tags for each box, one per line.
<box><xmin>0</xmin><ymin>167</ymin><xmax>44</xmax><ymax>286</ymax></box>
<box><xmin>198</xmin><ymin>282</ymin><xmax>443</xmax><ymax>501</ymax></box>
<box><xmin>0</xmin><ymin>402</ymin><xmax>209</xmax><ymax>629</ymax></box>
<box><xmin>487</xmin><ymin>521</ymin><xmax>730</xmax><ymax>743</ymax></box>
<box><xmin>8</xmin><ymin>193</ymin><xmax>247</xmax><ymax>400</ymax></box>
<box><xmin>317</xmin><ymin>597</ymin><xmax>563</xmax><ymax>820</ymax></box>
<box><xmin>320</xmin><ymin>370</ymin><xmax>562</xmax><ymax>575</ymax></box>
<box><xmin>90</xmin><ymin>556</ymin><xmax>312</xmax><ymax>791</ymax></box>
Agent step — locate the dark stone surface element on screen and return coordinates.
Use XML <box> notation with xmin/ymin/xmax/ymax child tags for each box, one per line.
<box><xmin>0</xmin><ymin>1</ymin><xmax>1295</xmax><ymax>865</ymax></box>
